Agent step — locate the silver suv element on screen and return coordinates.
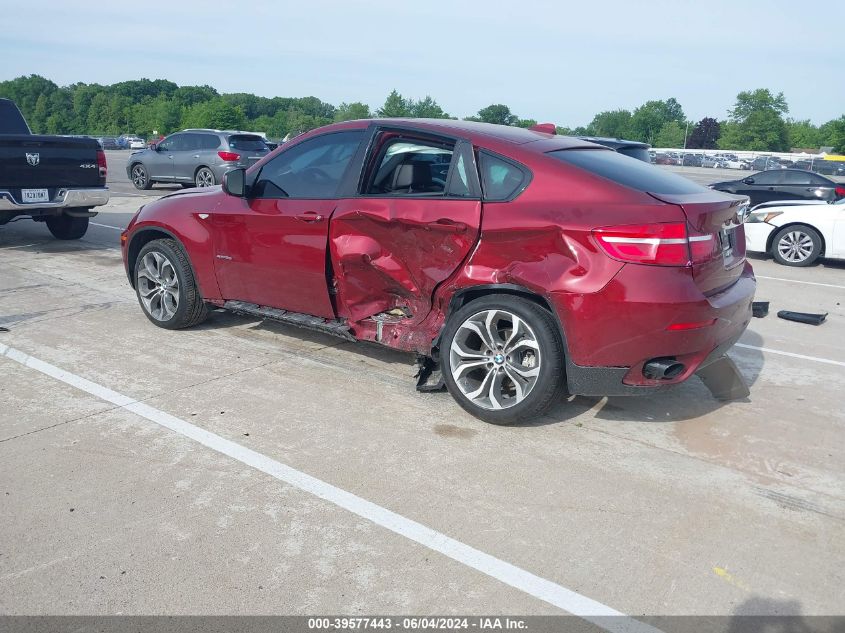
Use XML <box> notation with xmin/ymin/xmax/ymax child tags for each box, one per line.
<box><xmin>126</xmin><ymin>129</ymin><xmax>270</xmax><ymax>190</ymax></box>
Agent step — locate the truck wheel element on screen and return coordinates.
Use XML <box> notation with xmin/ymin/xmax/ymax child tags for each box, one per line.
<box><xmin>771</xmin><ymin>225</ymin><xmax>822</xmax><ymax>267</ymax></box>
<box><xmin>46</xmin><ymin>214</ymin><xmax>89</xmax><ymax>240</ymax></box>
<box><xmin>195</xmin><ymin>167</ymin><xmax>215</xmax><ymax>187</ymax></box>
<box><xmin>135</xmin><ymin>238</ymin><xmax>208</xmax><ymax>329</ymax></box>
<box><xmin>131</xmin><ymin>163</ymin><xmax>152</xmax><ymax>190</ymax></box>
<box><xmin>441</xmin><ymin>295</ymin><xmax>565</xmax><ymax>425</ymax></box>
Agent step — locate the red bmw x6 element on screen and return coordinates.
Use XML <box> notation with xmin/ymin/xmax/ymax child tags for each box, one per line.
<box><xmin>121</xmin><ymin>119</ymin><xmax>755</xmax><ymax>424</ymax></box>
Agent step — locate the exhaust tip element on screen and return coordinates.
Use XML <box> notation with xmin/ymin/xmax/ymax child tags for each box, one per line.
<box><xmin>643</xmin><ymin>358</ymin><xmax>686</xmax><ymax>381</ymax></box>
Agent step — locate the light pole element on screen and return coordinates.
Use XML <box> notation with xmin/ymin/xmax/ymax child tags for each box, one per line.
<box><xmin>683</xmin><ymin>120</ymin><xmax>691</xmax><ymax>150</ymax></box>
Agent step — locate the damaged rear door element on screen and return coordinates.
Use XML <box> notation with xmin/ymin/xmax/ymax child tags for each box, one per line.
<box><xmin>330</xmin><ymin>130</ymin><xmax>482</xmax><ymax>325</ymax></box>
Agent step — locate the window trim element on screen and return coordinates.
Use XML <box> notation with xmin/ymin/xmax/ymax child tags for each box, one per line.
<box><xmin>249</xmin><ymin>129</ymin><xmax>366</xmax><ymax>200</ymax></box>
<box><xmin>356</xmin><ymin>128</ymin><xmax>481</xmax><ymax>200</ymax></box>
<box><xmin>477</xmin><ymin>149</ymin><xmax>532</xmax><ymax>202</ymax></box>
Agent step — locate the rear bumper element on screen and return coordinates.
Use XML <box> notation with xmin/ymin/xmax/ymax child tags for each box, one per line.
<box><xmin>0</xmin><ymin>187</ymin><xmax>109</xmax><ymax>213</ymax></box>
<box><xmin>553</xmin><ymin>261</ymin><xmax>756</xmax><ymax>395</ymax></box>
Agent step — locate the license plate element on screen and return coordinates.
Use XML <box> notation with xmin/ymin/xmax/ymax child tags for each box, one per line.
<box><xmin>21</xmin><ymin>188</ymin><xmax>50</xmax><ymax>203</ymax></box>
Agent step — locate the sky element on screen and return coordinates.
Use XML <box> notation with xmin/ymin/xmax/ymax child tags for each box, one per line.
<box><xmin>2</xmin><ymin>0</ymin><xmax>843</xmax><ymax>126</ymax></box>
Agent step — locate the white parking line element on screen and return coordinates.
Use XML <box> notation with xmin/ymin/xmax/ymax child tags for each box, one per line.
<box><xmin>0</xmin><ymin>341</ymin><xmax>659</xmax><ymax>633</ymax></box>
<box><xmin>756</xmin><ymin>275</ymin><xmax>845</xmax><ymax>290</ymax></box>
<box><xmin>735</xmin><ymin>343</ymin><xmax>845</xmax><ymax>368</ymax></box>
<box><xmin>90</xmin><ymin>222</ymin><xmax>124</xmax><ymax>231</ymax></box>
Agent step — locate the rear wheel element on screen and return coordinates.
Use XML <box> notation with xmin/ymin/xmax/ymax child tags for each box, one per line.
<box><xmin>134</xmin><ymin>238</ymin><xmax>208</xmax><ymax>329</ymax></box>
<box><xmin>131</xmin><ymin>163</ymin><xmax>152</xmax><ymax>190</ymax></box>
<box><xmin>46</xmin><ymin>214</ymin><xmax>89</xmax><ymax>240</ymax></box>
<box><xmin>771</xmin><ymin>225</ymin><xmax>821</xmax><ymax>267</ymax></box>
<box><xmin>195</xmin><ymin>167</ymin><xmax>215</xmax><ymax>187</ymax></box>
<box><xmin>441</xmin><ymin>295</ymin><xmax>565</xmax><ymax>425</ymax></box>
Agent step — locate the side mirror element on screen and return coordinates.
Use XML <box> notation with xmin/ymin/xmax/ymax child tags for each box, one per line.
<box><xmin>222</xmin><ymin>168</ymin><xmax>246</xmax><ymax>197</ymax></box>
<box><xmin>149</xmin><ymin>143</ymin><xmax>158</xmax><ymax>151</ymax></box>
<box><xmin>743</xmin><ymin>177</ymin><xmax>754</xmax><ymax>185</ymax></box>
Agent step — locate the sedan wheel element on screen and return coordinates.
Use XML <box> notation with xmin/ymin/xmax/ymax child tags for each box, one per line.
<box><xmin>771</xmin><ymin>225</ymin><xmax>822</xmax><ymax>267</ymax></box>
<box><xmin>195</xmin><ymin>167</ymin><xmax>215</xmax><ymax>187</ymax></box>
<box><xmin>441</xmin><ymin>295</ymin><xmax>565</xmax><ymax>425</ymax></box>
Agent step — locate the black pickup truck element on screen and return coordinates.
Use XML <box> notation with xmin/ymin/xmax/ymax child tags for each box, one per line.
<box><xmin>0</xmin><ymin>97</ymin><xmax>109</xmax><ymax>239</ymax></box>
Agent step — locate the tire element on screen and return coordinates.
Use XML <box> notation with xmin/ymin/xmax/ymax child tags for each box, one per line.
<box><xmin>46</xmin><ymin>214</ymin><xmax>89</xmax><ymax>240</ymax></box>
<box><xmin>771</xmin><ymin>225</ymin><xmax>822</xmax><ymax>267</ymax></box>
<box><xmin>195</xmin><ymin>167</ymin><xmax>216</xmax><ymax>188</ymax></box>
<box><xmin>441</xmin><ymin>295</ymin><xmax>565</xmax><ymax>425</ymax></box>
<box><xmin>134</xmin><ymin>238</ymin><xmax>208</xmax><ymax>329</ymax></box>
<box><xmin>130</xmin><ymin>163</ymin><xmax>152</xmax><ymax>190</ymax></box>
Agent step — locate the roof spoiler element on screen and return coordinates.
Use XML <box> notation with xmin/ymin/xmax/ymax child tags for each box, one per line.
<box><xmin>529</xmin><ymin>123</ymin><xmax>556</xmax><ymax>135</ymax></box>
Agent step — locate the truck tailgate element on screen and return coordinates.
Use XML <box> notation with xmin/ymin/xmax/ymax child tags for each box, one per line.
<box><xmin>0</xmin><ymin>135</ymin><xmax>102</xmax><ymax>189</ymax></box>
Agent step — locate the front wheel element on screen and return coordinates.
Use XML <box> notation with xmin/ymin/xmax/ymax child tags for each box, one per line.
<box><xmin>46</xmin><ymin>214</ymin><xmax>89</xmax><ymax>240</ymax></box>
<box><xmin>771</xmin><ymin>225</ymin><xmax>822</xmax><ymax>267</ymax></box>
<box><xmin>130</xmin><ymin>163</ymin><xmax>152</xmax><ymax>190</ymax></box>
<box><xmin>135</xmin><ymin>238</ymin><xmax>208</xmax><ymax>329</ymax></box>
<box><xmin>441</xmin><ymin>295</ymin><xmax>565</xmax><ymax>425</ymax></box>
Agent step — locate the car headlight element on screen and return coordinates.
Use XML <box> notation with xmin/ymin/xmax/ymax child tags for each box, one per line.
<box><xmin>746</xmin><ymin>211</ymin><xmax>783</xmax><ymax>224</ymax></box>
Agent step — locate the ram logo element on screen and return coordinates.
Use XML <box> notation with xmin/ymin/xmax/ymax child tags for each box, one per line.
<box><xmin>25</xmin><ymin>153</ymin><xmax>40</xmax><ymax>166</ymax></box>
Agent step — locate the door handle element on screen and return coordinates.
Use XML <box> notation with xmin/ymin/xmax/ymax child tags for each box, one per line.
<box><xmin>430</xmin><ymin>219</ymin><xmax>468</xmax><ymax>233</ymax></box>
<box><xmin>295</xmin><ymin>212</ymin><xmax>324</xmax><ymax>222</ymax></box>
<box><xmin>193</xmin><ymin>154</ymin><xmax>200</xmax><ymax>159</ymax></box>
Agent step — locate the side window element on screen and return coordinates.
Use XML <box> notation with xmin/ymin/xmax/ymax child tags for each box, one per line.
<box><xmin>479</xmin><ymin>152</ymin><xmax>529</xmax><ymax>201</ymax></box>
<box><xmin>200</xmin><ymin>134</ymin><xmax>221</xmax><ymax>150</ymax></box>
<box><xmin>448</xmin><ymin>151</ymin><xmax>472</xmax><ymax>197</ymax></box>
<box><xmin>781</xmin><ymin>171</ymin><xmax>812</xmax><ymax>185</ymax></box>
<box><xmin>180</xmin><ymin>134</ymin><xmax>200</xmax><ymax>151</ymax></box>
<box><xmin>158</xmin><ymin>133</ymin><xmax>182</xmax><ymax>152</ymax></box>
<box><xmin>366</xmin><ymin>137</ymin><xmax>454</xmax><ymax>196</ymax></box>
<box><xmin>751</xmin><ymin>171</ymin><xmax>784</xmax><ymax>185</ymax></box>
<box><xmin>252</xmin><ymin>130</ymin><xmax>363</xmax><ymax>199</ymax></box>
<box><xmin>811</xmin><ymin>173</ymin><xmax>832</xmax><ymax>185</ymax></box>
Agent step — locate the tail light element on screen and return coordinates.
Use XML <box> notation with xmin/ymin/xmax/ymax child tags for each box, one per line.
<box><xmin>835</xmin><ymin>186</ymin><xmax>845</xmax><ymax>197</ymax></box>
<box><xmin>592</xmin><ymin>222</ymin><xmax>717</xmax><ymax>267</ymax></box>
<box><xmin>96</xmin><ymin>149</ymin><xmax>107</xmax><ymax>182</ymax></box>
<box><xmin>217</xmin><ymin>151</ymin><xmax>240</xmax><ymax>162</ymax></box>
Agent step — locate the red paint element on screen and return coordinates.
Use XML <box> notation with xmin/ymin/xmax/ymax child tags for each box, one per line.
<box><xmin>122</xmin><ymin>118</ymin><xmax>755</xmax><ymax>396</ymax></box>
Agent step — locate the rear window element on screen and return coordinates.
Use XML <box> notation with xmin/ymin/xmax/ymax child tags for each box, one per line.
<box><xmin>548</xmin><ymin>148</ymin><xmax>709</xmax><ymax>195</ymax></box>
<box><xmin>228</xmin><ymin>135</ymin><xmax>267</xmax><ymax>151</ymax></box>
<box><xmin>479</xmin><ymin>152</ymin><xmax>529</xmax><ymax>201</ymax></box>
<box><xmin>0</xmin><ymin>99</ymin><xmax>30</xmax><ymax>134</ymax></box>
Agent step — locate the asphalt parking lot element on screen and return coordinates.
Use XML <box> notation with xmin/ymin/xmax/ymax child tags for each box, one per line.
<box><xmin>1</xmin><ymin>154</ymin><xmax>844</xmax><ymax>627</ymax></box>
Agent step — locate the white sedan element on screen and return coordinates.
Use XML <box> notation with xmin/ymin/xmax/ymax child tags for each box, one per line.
<box><xmin>744</xmin><ymin>199</ymin><xmax>845</xmax><ymax>266</ymax></box>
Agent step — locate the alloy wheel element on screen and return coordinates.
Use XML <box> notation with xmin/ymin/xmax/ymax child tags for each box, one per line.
<box><xmin>777</xmin><ymin>230</ymin><xmax>814</xmax><ymax>263</ymax></box>
<box><xmin>131</xmin><ymin>165</ymin><xmax>147</xmax><ymax>188</ymax></box>
<box><xmin>449</xmin><ymin>309</ymin><xmax>541</xmax><ymax>411</ymax></box>
<box><xmin>137</xmin><ymin>251</ymin><xmax>179</xmax><ymax>321</ymax></box>
<box><xmin>196</xmin><ymin>168</ymin><xmax>215</xmax><ymax>187</ymax></box>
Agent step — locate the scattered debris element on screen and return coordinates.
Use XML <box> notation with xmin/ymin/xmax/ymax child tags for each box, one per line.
<box><xmin>777</xmin><ymin>311</ymin><xmax>828</xmax><ymax>326</ymax></box>
<box><xmin>752</xmin><ymin>302</ymin><xmax>769</xmax><ymax>318</ymax></box>
<box><xmin>0</xmin><ymin>326</ymin><xmax>9</xmax><ymax>333</ymax></box>
<box><xmin>415</xmin><ymin>356</ymin><xmax>445</xmax><ymax>392</ymax></box>
<box><xmin>696</xmin><ymin>355</ymin><xmax>750</xmax><ymax>401</ymax></box>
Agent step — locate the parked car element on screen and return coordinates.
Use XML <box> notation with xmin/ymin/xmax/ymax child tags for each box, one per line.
<box><xmin>0</xmin><ymin>98</ymin><xmax>109</xmax><ymax>239</ymax></box>
<box><xmin>654</xmin><ymin>153</ymin><xmax>680</xmax><ymax>166</ymax></box>
<box><xmin>701</xmin><ymin>156</ymin><xmax>723</xmax><ymax>168</ymax></box>
<box><xmin>121</xmin><ymin>119</ymin><xmax>755</xmax><ymax>424</ymax></box>
<box><xmin>120</xmin><ymin>135</ymin><xmax>146</xmax><ymax>150</ymax></box>
<box><xmin>750</xmin><ymin>156</ymin><xmax>784</xmax><ymax>171</ymax></box>
<box><xmin>813</xmin><ymin>160</ymin><xmax>845</xmax><ymax>176</ymax></box>
<box><xmin>97</xmin><ymin>136</ymin><xmax>120</xmax><ymax>150</ymax></box>
<box><xmin>710</xmin><ymin>169</ymin><xmax>845</xmax><ymax>206</ymax></box>
<box><xmin>682</xmin><ymin>153</ymin><xmax>703</xmax><ymax>167</ymax></box>
<box><xmin>126</xmin><ymin>129</ymin><xmax>270</xmax><ymax>189</ymax></box>
<box><xmin>745</xmin><ymin>198</ymin><xmax>845</xmax><ymax>266</ymax></box>
<box><xmin>721</xmin><ymin>158</ymin><xmax>750</xmax><ymax>170</ymax></box>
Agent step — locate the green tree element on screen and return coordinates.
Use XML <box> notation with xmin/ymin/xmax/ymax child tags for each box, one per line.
<box><xmin>819</xmin><ymin>116</ymin><xmax>845</xmax><ymax>153</ymax></box>
<box><xmin>334</xmin><ymin>102</ymin><xmax>371</xmax><ymax>121</ymax></box>
<box><xmin>686</xmin><ymin>117</ymin><xmax>720</xmax><ymax>149</ymax></box>
<box><xmin>630</xmin><ymin>98</ymin><xmax>686</xmax><ymax>144</ymax></box>
<box><xmin>786</xmin><ymin>119</ymin><xmax>822</xmax><ymax>150</ymax></box>
<box><xmin>181</xmin><ymin>98</ymin><xmax>245</xmax><ymax>130</ymax></box>
<box><xmin>476</xmin><ymin>104</ymin><xmax>518</xmax><ymax>126</ymax></box>
<box><xmin>721</xmin><ymin>89</ymin><xmax>789</xmax><ymax>151</ymax></box>
<box><xmin>376</xmin><ymin>90</ymin><xmax>411</xmax><ymax>117</ymax></box>
<box><xmin>588</xmin><ymin>109</ymin><xmax>632</xmax><ymax>138</ymax></box>
<box><xmin>409</xmin><ymin>96</ymin><xmax>449</xmax><ymax>119</ymax></box>
<box><xmin>654</xmin><ymin>121</ymin><xmax>686</xmax><ymax>148</ymax></box>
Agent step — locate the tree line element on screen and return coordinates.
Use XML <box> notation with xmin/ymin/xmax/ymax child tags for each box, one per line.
<box><xmin>1</xmin><ymin>75</ymin><xmax>843</xmax><ymax>153</ymax></box>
